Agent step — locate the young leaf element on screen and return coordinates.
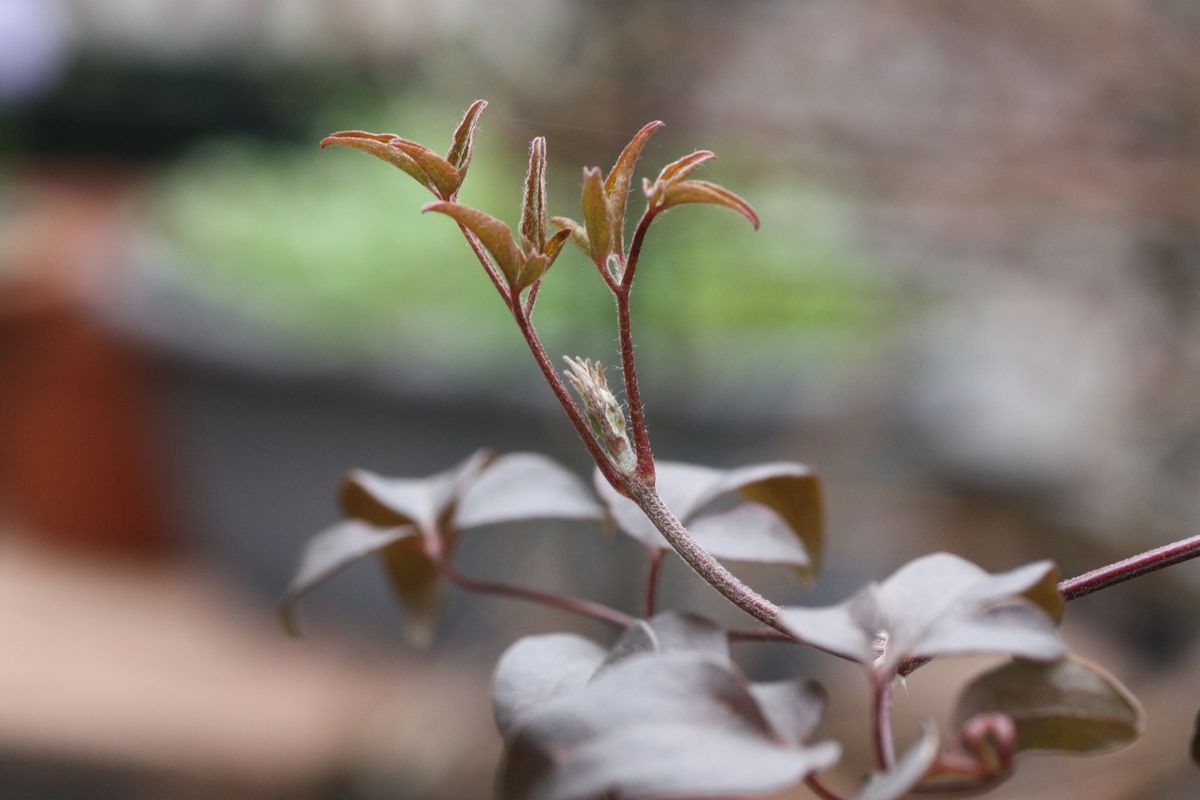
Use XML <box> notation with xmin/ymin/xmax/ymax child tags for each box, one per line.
<box><xmin>659</xmin><ymin>179</ymin><xmax>760</xmax><ymax>230</ymax></box>
<box><xmin>954</xmin><ymin>657</ymin><xmax>1144</xmax><ymax>755</ymax></box>
<box><xmin>603</xmin><ymin>120</ymin><xmax>663</xmax><ymax>251</ymax></box>
<box><xmin>393</xmin><ymin>139</ymin><xmax>462</xmax><ymax>199</ymax></box>
<box><xmin>550</xmin><ymin>216</ymin><xmax>589</xmax><ymax>255</ymax></box>
<box><xmin>447</xmin><ymin>98</ymin><xmax>488</xmax><ymax>174</ymax></box>
<box><xmin>498</xmin><ymin>652</ymin><xmax>841</xmax><ymax>800</ymax></box>
<box><xmin>580</xmin><ymin>166</ymin><xmax>612</xmax><ymax>266</ymax></box>
<box><xmin>855</xmin><ymin>723</ymin><xmax>940</xmax><ymax>800</ymax></box>
<box><xmin>454</xmin><ymin>452</ymin><xmax>603</xmax><ymax>529</ymax></box>
<box><xmin>521</xmin><ymin>137</ymin><xmax>548</xmax><ymax>254</ymax></box>
<box><xmin>515</xmin><ymin>253</ymin><xmax>550</xmax><ymax>292</ymax></box>
<box><xmin>655</xmin><ymin>148</ymin><xmax>716</xmax><ymax>185</ymax></box>
<box><xmin>780</xmin><ymin>554</ymin><xmax>1064</xmax><ymax>676</ymax></box>
<box><xmin>319</xmin><ymin>130</ymin><xmax>434</xmax><ymax>192</ymax></box>
<box><xmin>279</xmin><ymin>520</ymin><xmax>417</xmax><ymax>636</ymax></box>
<box><xmin>543</xmin><ymin>227</ymin><xmax>573</xmax><ymax>263</ymax></box>
<box><xmin>423</xmin><ymin>202</ymin><xmax>525</xmax><ymax>289</ymax></box>
<box><xmin>593</xmin><ymin>460</ymin><xmax>824</xmax><ymax>579</ymax></box>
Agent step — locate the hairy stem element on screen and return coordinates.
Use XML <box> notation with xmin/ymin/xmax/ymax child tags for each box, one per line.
<box><xmin>625</xmin><ymin>480</ymin><xmax>786</xmax><ymax>632</ymax></box>
<box><xmin>622</xmin><ymin>208</ymin><xmax>655</xmax><ymax>292</ymax></box>
<box><xmin>510</xmin><ymin>305</ymin><xmax>623</xmax><ymax>488</ymax></box>
<box><xmin>453</xmin><ymin>220</ymin><xmax>624</xmax><ymax>488</ymax></box>
<box><xmin>523</xmin><ymin>279</ymin><xmax>542</xmax><ymax>317</ymax></box>
<box><xmin>619</xmin><ymin>211</ymin><xmax>657</xmax><ymax>480</ymax></box>
<box><xmin>872</xmin><ymin>676</ymin><xmax>897</xmax><ymax>771</ymax></box>
<box><xmin>616</xmin><ymin>290</ymin><xmax>655</xmax><ymax>482</ymax></box>
<box><xmin>1058</xmin><ymin>533</ymin><xmax>1200</xmax><ymax>600</ymax></box>
<box><xmin>727</xmin><ymin>626</ymin><xmax>797</xmax><ymax>642</ymax></box>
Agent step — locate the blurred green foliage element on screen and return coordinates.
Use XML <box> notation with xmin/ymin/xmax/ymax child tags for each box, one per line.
<box><xmin>151</xmin><ymin>101</ymin><xmax>898</xmax><ymax>389</ymax></box>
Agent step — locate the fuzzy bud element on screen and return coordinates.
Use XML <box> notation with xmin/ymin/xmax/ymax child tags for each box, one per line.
<box><xmin>563</xmin><ymin>357</ymin><xmax>636</xmax><ymax>475</ymax></box>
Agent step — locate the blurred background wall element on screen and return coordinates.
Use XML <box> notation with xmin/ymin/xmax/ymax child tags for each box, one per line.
<box><xmin>0</xmin><ymin>1</ymin><xmax>1198</xmax><ymax>798</ymax></box>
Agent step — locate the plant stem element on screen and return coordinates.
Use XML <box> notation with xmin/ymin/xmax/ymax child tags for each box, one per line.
<box><xmin>453</xmin><ymin>221</ymin><xmax>625</xmax><ymax>488</ymax></box>
<box><xmin>727</xmin><ymin>626</ymin><xmax>796</xmax><ymax>642</ymax></box>
<box><xmin>619</xmin><ymin>210</ymin><xmax>657</xmax><ymax>481</ymax></box>
<box><xmin>622</xmin><ymin>208</ymin><xmax>655</xmax><ymax>292</ymax></box>
<box><xmin>461</xmin><ymin>203</ymin><xmax>799</xmax><ymax>640</ymax></box>
<box><xmin>616</xmin><ymin>290</ymin><xmax>655</xmax><ymax>482</ymax></box>
<box><xmin>625</xmin><ymin>479</ymin><xmax>787</xmax><ymax>633</ymax></box>
<box><xmin>643</xmin><ymin>546</ymin><xmax>663</xmax><ymax>617</ymax></box>
<box><xmin>509</xmin><ymin>304</ymin><xmax>624</xmax><ymax>489</ymax></box>
<box><xmin>593</xmin><ymin>255</ymin><xmax>620</xmax><ymax>294</ymax></box>
<box><xmin>523</xmin><ymin>279</ymin><xmax>542</xmax><ymax>317</ymax></box>
<box><xmin>872</xmin><ymin>676</ymin><xmax>897</xmax><ymax>771</ymax></box>
<box><xmin>457</xmin><ymin>205</ymin><xmax>820</xmax><ymax>646</ymax></box>
<box><xmin>429</xmin><ymin>549</ymin><xmax>635</xmax><ymax>629</ymax></box>
<box><xmin>1058</xmin><ymin>533</ymin><xmax>1200</xmax><ymax>600</ymax></box>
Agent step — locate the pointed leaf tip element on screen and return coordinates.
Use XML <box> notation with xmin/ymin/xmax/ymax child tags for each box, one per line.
<box><xmin>605</xmin><ymin>120</ymin><xmax>665</xmax><ymax>250</ymax></box>
<box><xmin>657</xmin><ymin>149</ymin><xmax>717</xmax><ymax>184</ymax></box>
<box><xmin>660</xmin><ymin>179</ymin><xmax>760</xmax><ymax>230</ymax></box>
<box><xmin>319</xmin><ymin>130</ymin><xmax>434</xmax><ymax>191</ymax></box>
<box><xmin>447</xmin><ymin>98</ymin><xmax>488</xmax><ymax>175</ymax></box>
<box><xmin>551</xmin><ymin>215</ymin><xmax>590</xmax><ymax>257</ymax></box>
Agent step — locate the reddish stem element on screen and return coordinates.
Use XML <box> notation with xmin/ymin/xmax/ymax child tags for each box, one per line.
<box><xmin>622</xmin><ymin>208</ymin><xmax>655</xmax><ymax>292</ymax></box>
<box><xmin>618</xmin><ymin>210</ymin><xmax>658</xmax><ymax>481</ymax></box>
<box><xmin>616</xmin><ymin>291</ymin><xmax>655</xmax><ymax>482</ymax></box>
<box><xmin>872</xmin><ymin>675</ymin><xmax>897</xmax><ymax>771</ymax></box>
<box><xmin>510</xmin><ymin>303</ymin><xmax>624</xmax><ymax>489</ymax></box>
<box><xmin>1058</xmin><ymin>533</ymin><xmax>1200</xmax><ymax>600</ymax></box>
<box><xmin>643</xmin><ymin>546</ymin><xmax>664</xmax><ymax>617</ymax></box>
<box><xmin>453</xmin><ymin>221</ymin><xmax>624</xmax><ymax>489</ymax></box>
<box><xmin>593</xmin><ymin>255</ymin><xmax>620</xmax><ymax>294</ymax></box>
<box><xmin>727</xmin><ymin>626</ymin><xmax>795</xmax><ymax>642</ymax></box>
<box><xmin>523</xmin><ymin>278</ymin><xmax>542</xmax><ymax>317</ymax></box>
<box><xmin>452</xmin><ymin>199</ymin><xmax>834</xmax><ymax>646</ymax></box>
<box><xmin>429</xmin><ymin>548</ymin><xmax>634</xmax><ymax>629</ymax></box>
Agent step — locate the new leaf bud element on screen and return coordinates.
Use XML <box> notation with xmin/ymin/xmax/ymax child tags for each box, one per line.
<box><xmin>563</xmin><ymin>357</ymin><xmax>635</xmax><ymax>475</ymax></box>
